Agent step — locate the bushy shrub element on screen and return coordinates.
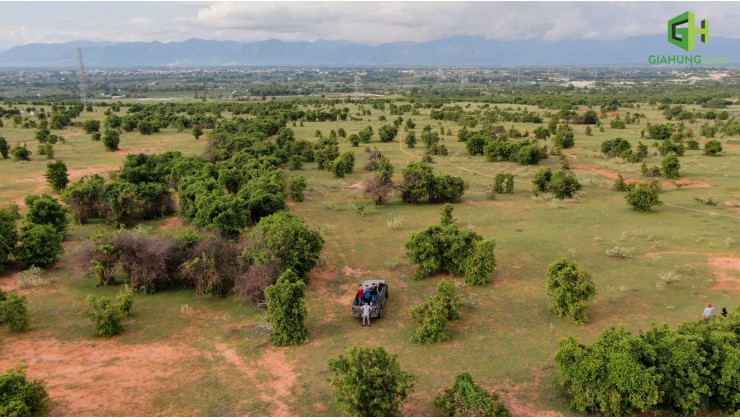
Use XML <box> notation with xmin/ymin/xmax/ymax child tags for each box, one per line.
<box><xmin>0</xmin><ymin>136</ymin><xmax>9</xmax><ymax>159</ymax></box>
<box><xmin>556</xmin><ymin>313</ymin><xmax>740</xmax><ymax>416</ymax></box>
<box><xmin>287</xmin><ymin>175</ymin><xmax>307</xmax><ymax>202</ymax></box>
<box><xmin>0</xmin><ymin>367</ymin><xmax>51</xmax><ymax>416</ymax></box>
<box><xmin>399</xmin><ymin>162</ymin><xmax>468</xmax><ymax>204</ymax></box>
<box><xmin>62</xmin><ymin>175</ymin><xmax>105</xmax><ymax>224</ymax></box>
<box><xmin>626</xmin><ymin>184</ymin><xmax>663</xmax><ymax>212</ymax></box>
<box><xmin>612</xmin><ymin>174</ymin><xmax>635</xmax><ymax>192</ymax></box>
<box><xmin>703</xmin><ymin>140</ymin><xmax>723</xmax><ymax>156</ymax></box>
<box><xmin>434</xmin><ymin>372</ymin><xmax>510</xmax><ymax>417</ymax></box>
<box><xmin>243</xmin><ymin>210</ymin><xmax>324</xmax><ymax>280</ymax></box>
<box><xmin>493</xmin><ymin>173</ymin><xmax>515</xmax><ymax>194</ymax></box>
<box><xmin>601</xmin><ymin>138</ymin><xmax>631</xmax><ymax>157</ymax></box>
<box><xmin>545</xmin><ymin>258</ymin><xmax>596</xmax><ymax>324</ymax></box>
<box><xmin>82</xmin><ymin>294</ymin><xmax>126</xmax><ymax>337</ymax></box>
<box><xmin>45</xmin><ymin>160</ymin><xmax>69</xmax><ymax>193</ymax></box>
<box><xmin>0</xmin><ymin>290</ymin><xmax>30</xmax><ymax>332</ymax></box>
<box><xmin>0</xmin><ymin>207</ymin><xmax>19</xmax><ymax>271</ymax></box>
<box><xmin>405</xmin><ymin>206</ymin><xmax>496</xmax><ymax>284</ymax></box>
<box><xmin>661</xmin><ymin>153</ymin><xmax>681</xmax><ymax>179</ymax></box>
<box><xmin>14</xmin><ymin>223</ymin><xmax>64</xmax><ymax>267</ymax></box>
<box><xmin>24</xmin><ymin>194</ymin><xmax>69</xmax><ymax>234</ymax></box>
<box><xmin>265</xmin><ymin>269</ymin><xmax>308</xmax><ymax>346</ymax></box>
<box><xmin>532</xmin><ymin>169</ymin><xmax>581</xmax><ymax>199</ymax></box>
<box><xmin>553</xmin><ymin>125</ymin><xmax>575</xmax><ymax>149</ymax></box>
<box><xmin>328</xmin><ymin>346</ymin><xmax>415</xmax><ymax>416</ymax></box>
<box><xmin>329</xmin><ymin>151</ymin><xmax>355</xmax><ymax>178</ymax></box>
<box><xmin>10</xmin><ymin>144</ymin><xmax>31</xmax><ymax>161</ymax></box>
<box><xmin>102</xmin><ymin>129</ymin><xmax>120</xmax><ymax>151</ymax></box>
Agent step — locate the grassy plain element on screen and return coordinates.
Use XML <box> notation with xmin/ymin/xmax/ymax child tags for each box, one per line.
<box><xmin>0</xmin><ymin>100</ymin><xmax>739</xmax><ymax>416</ymax></box>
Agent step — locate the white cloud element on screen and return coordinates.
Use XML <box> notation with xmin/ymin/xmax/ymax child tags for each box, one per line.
<box><xmin>1</xmin><ymin>1</ymin><xmax>738</xmax><ymax>50</ymax></box>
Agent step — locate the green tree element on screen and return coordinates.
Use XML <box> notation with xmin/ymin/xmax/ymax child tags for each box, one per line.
<box><xmin>553</xmin><ymin>125</ymin><xmax>575</xmax><ymax>149</ymax></box>
<box><xmin>329</xmin><ymin>151</ymin><xmax>355</xmax><ymax>178</ymax></box>
<box><xmin>265</xmin><ymin>269</ymin><xmax>308</xmax><ymax>346</ymax></box>
<box><xmin>0</xmin><ymin>290</ymin><xmax>30</xmax><ymax>332</ymax></box>
<box><xmin>647</xmin><ymin>123</ymin><xmax>673</xmax><ymax>140</ymax></box>
<box><xmin>0</xmin><ymin>136</ymin><xmax>9</xmax><ymax>159</ymax></box>
<box><xmin>0</xmin><ymin>207</ymin><xmax>19</xmax><ymax>271</ymax></box>
<box><xmin>464</xmin><ymin>239</ymin><xmax>497</xmax><ymax>286</ymax></box>
<box><xmin>82</xmin><ymin>119</ymin><xmax>101</xmax><ymax>134</ymax></box>
<box><xmin>555</xmin><ymin>327</ymin><xmax>661</xmax><ymax>415</ymax></box>
<box><xmin>532</xmin><ymin>167</ymin><xmax>552</xmax><ymax>193</ymax></box>
<box><xmin>62</xmin><ymin>175</ymin><xmax>105</xmax><ymax>224</ymax></box>
<box><xmin>327</xmin><ymin>346</ymin><xmax>415</xmax><ymax>416</ymax></box>
<box><xmin>410</xmin><ymin>296</ymin><xmax>450</xmax><ymax>343</ymax></box>
<box><xmin>287</xmin><ymin>175</ymin><xmax>307</xmax><ymax>202</ymax></box>
<box><xmin>0</xmin><ymin>367</ymin><xmax>51</xmax><ymax>416</ymax></box>
<box><xmin>404</xmin><ymin>131</ymin><xmax>417</xmax><ymax>148</ymax></box>
<box><xmin>245</xmin><ymin>210</ymin><xmax>324</xmax><ymax>279</ymax></box>
<box><xmin>547</xmin><ymin>172</ymin><xmax>582</xmax><ymax>199</ymax></box>
<box><xmin>661</xmin><ymin>153</ymin><xmax>681</xmax><ymax>179</ymax></box>
<box><xmin>14</xmin><ymin>223</ymin><xmax>64</xmax><ymax>267</ymax></box>
<box><xmin>545</xmin><ymin>258</ymin><xmax>596</xmax><ymax>324</ymax></box>
<box><xmin>703</xmin><ymin>140</ymin><xmax>723</xmax><ymax>156</ymax></box>
<box><xmin>192</xmin><ymin>124</ymin><xmax>203</xmax><ymax>140</ymax></box>
<box><xmin>45</xmin><ymin>160</ymin><xmax>69</xmax><ymax>193</ymax></box>
<box><xmin>625</xmin><ymin>184</ymin><xmax>662</xmax><ymax>212</ymax></box>
<box><xmin>378</xmin><ymin>124</ymin><xmax>399</xmax><ymax>142</ymax></box>
<box><xmin>533</xmin><ymin>126</ymin><xmax>550</xmax><ymax>140</ymax></box>
<box><xmin>102</xmin><ymin>129</ymin><xmax>120</xmax><ymax>151</ymax></box>
<box><xmin>24</xmin><ymin>194</ymin><xmax>68</xmax><ymax>234</ymax></box>
<box><xmin>434</xmin><ymin>372</ymin><xmax>510</xmax><ymax>417</ymax></box>
<box><xmin>10</xmin><ymin>144</ymin><xmax>31</xmax><ymax>161</ymax></box>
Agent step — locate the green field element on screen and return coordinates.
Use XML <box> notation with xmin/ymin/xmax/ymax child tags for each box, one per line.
<box><xmin>1</xmin><ymin>98</ymin><xmax>739</xmax><ymax>416</ymax></box>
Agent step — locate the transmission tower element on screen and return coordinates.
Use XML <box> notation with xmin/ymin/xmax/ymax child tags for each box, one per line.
<box><xmin>353</xmin><ymin>72</ymin><xmax>360</xmax><ymax>99</ymax></box>
<box><xmin>77</xmin><ymin>48</ymin><xmax>89</xmax><ymax>105</ymax></box>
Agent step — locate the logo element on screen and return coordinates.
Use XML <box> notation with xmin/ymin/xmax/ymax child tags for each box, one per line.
<box><xmin>668</xmin><ymin>11</ymin><xmax>708</xmax><ymax>51</ymax></box>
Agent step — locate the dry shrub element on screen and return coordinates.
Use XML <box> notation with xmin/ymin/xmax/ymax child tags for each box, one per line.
<box><xmin>234</xmin><ymin>263</ymin><xmax>279</xmax><ymax>306</ymax></box>
<box><xmin>180</xmin><ymin>233</ymin><xmax>238</xmax><ymax>295</ymax></box>
<box><xmin>111</xmin><ymin>230</ymin><xmax>183</xmax><ymax>291</ymax></box>
<box><xmin>364</xmin><ymin>176</ymin><xmax>395</xmax><ymax>205</ymax></box>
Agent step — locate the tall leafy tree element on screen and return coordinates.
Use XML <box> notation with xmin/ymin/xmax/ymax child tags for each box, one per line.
<box><xmin>265</xmin><ymin>269</ymin><xmax>308</xmax><ymax>346</ymax></box>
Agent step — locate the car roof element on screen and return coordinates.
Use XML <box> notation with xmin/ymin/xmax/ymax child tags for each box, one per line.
<box><xmin>359</xmin><ymin>279</ymin><xmax>386</xmax><ymax>287</ymax></box>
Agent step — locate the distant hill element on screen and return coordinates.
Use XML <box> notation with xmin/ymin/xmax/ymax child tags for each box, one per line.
<box><xmin>0</xmin><ymin>36</ymin><xmax>738</xmax><ymax>68</ymax></box>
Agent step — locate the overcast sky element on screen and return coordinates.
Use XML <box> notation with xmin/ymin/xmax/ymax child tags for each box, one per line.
<box><xmin>1</xmin><ymin>1</ymin><xmax>738</xmax><ymax>51</ymax></box>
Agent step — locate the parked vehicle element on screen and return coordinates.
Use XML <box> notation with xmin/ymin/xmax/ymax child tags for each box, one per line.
<box><xmin>352</xmin><ymin>279</ymin><xmax>388</xmax><ymax>319</ymax></box>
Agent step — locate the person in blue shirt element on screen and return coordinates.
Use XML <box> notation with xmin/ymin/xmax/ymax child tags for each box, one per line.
<box><xmin>363</xmin><ymin>286</ymin><xmax>372</xmax><ymax>304</ymax></box>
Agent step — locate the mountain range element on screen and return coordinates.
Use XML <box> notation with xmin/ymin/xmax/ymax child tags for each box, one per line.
<box><xmin>0</xmin><ymin>36</ymin><xmax>737</xmax><ymax>68</ymax></box>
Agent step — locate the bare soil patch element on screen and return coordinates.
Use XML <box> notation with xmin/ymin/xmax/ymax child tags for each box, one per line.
<box><xmin>0</xmin><ymin>272</ymin><xmax>17</xmax><ymax>290</ymax></box>
<box><xmin>709</xmin><ymin>257</ymin><xmax>740</xmax><ymax>293</ymax></box>
<box><xmin>342</xmin><ymin>265</ymin><xmax>365</xmax><ymax>278</ymax></box>
<box><xmin>256</xmin><ymin>348</ymin><xmax>298</xmax><ymax>416</ymax></box>
<box><xmin>0</xmin><ymin>338</ymin><xmax>190</xmax><ymax>416</ymax></box>
<box><xmin>160</xmin><ymin>216</ymin><xmax>185</xmax><ymax>230</ymax></box>
<box><xmin>575</xmin><ymin>166</ymin><xmax>712</xmax><ymax>188</ymax></box>
<box><xmin>495</xmin><ymin>370</ymin><xmax>559</xmax><ymax>417</ymax></box>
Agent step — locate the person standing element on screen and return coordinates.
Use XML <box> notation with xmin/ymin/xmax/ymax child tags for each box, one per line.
<box><xmin>703</xmin><ymin>303</ymin><xmax>715</xmax><ymax>318</ymax></box>
<box><xmin>362</xmin><ymin>301</ymin><xmax>372</xmax><ymax>327</ymax></box>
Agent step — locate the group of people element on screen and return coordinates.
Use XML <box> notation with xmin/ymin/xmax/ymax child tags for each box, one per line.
<box><xmin>703</xmin><ymin>303</ymin><xmax>729</xmax><ymax>318</ymax></box>
<box><xmin>356</xmin><ymin>283</ymin><xmax>381</xmax><ymax>327</ymax></box>
<box><xmin>355</xmin><ymin>283</ymin><xmax>380</xmax><ymax>306</ymax></box>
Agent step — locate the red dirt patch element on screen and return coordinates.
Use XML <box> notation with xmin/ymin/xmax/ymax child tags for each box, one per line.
<box><xmin>256</xmin><ymin>348</ymin><xmax>298</xmax><ymax>416</ymax></box>
<box><xmin>342</xmin><ymin>265</ymin><xmax>365</xmax><ymax>278</ymax></box>
<box><xmin>495</xmin><ymin>371</ymin><xmax>559</xmax><ymax>416</ymax></box>
<box><xmin>62</xmin><ymin>131</ymin><xmax>85</xmax><ymax>138</ymax></box>
<box><xmin>709</xmin><ymin>257</ymin><xmax>740</xmax><ymax>293</ymax></box>
<box><xmin>575</xmin><ymin>166</ymin><xmax>712</xmax><ymax>188</ymax></box>
<box><xmin>160</xmin><ymin>216</ymin><xmax>185</xmax><ymax>230</ymax></box>
<box><xmin>0</xmin><ymin>272</ymin><xmax>17</xmax><ymax>290</ymax></box>
<box><xmin>0</xmin><ymin>338</ymin><xmax>190</xmax><ymax>416</ymax></box>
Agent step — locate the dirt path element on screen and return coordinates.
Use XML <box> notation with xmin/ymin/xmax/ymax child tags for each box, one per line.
<box><xmin>213</xmin><ymin>343</ymin><xmax>298</xmax><ymax>416</ymax></box>
<box><xmin>664</xmin><ymin>203</ymin><xmax>740</xmax><ymax>221</ymax></box>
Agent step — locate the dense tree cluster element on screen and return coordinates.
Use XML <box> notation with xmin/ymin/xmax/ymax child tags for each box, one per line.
<box><xmin>532</xmin><ymin>168</ymin><xmax>582</xmax><ymax>199</ymax></box>
<box><xmin>399</xmin><ymin>162</ymin><xmax>468</xmax><ymax>204</ymax></box>
<box><xmin>405</xmin><ymin>205</ymin><xmax>496</xmax><ymax>284</ymax></box>
<box><xmin>556</xmin><ymin>312</ymin><xmax>740</xmax><ymax>415</ymax></box>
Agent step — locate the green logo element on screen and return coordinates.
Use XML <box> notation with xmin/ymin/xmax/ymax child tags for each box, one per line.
<box><xmin>668</xmin><ymin>11</ymin><xmax>709</xmax><ymax>51</ymax></box>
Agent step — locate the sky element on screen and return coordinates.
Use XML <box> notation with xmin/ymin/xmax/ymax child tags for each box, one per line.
<box><xmin>1</xmin><ymin>1</ymin><xmax>739</xmax><ymax>51</ymax></box>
